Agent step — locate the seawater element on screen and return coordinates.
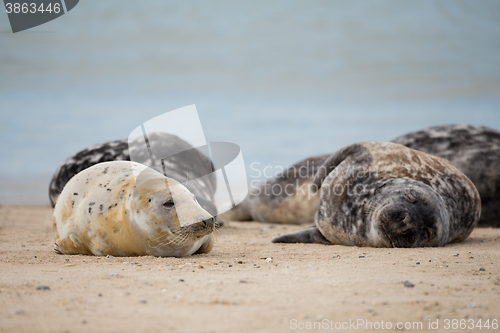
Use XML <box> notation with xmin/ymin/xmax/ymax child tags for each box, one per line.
<box><xmin>1</xmin><ymin>1</ymin><xmax>499</xmax><ymax>205</ymax></box>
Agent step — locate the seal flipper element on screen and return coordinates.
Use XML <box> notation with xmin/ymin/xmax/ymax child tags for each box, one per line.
<box><xmin>311</xmin><ymin>143</ymin><xmax>371</xmax><ymax>192</ymax></box>
<box><xmin>272</xmin><ymin>227</ymin><xmax>331</xmax><ymax>244</ymax></box>
<box><xmin>54</xmin><ymin>242</ymin><xmax>63</xmax><ymax>255</ymax></box>
<box><xmin>194</xmin><ymin>235</ymin><xmax>215</xmax><ymax>254</ymax></box>
<box><xmin>55</xmin><ymin>235</ymin><xmax>94</xmax><ymax>255</ymax></box>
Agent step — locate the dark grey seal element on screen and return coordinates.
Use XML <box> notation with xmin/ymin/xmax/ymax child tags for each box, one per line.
<box><xmin>48</xmin><ymin>133</ymin><xmax>218</xmax><ymax>217</ymax></box>
<box><xmin>272</xmin><ymin>142</ymin><xmax>481</xmax><ymax>248</ymax></box>
<box><xmin>391</xmin><ymin>124</ymin><xmax>500</xmax><ymax>227</ymax></box>
<box><xmin>220</xmin><ymin>155</ymin><xmax>330</xmax><ymax>224</ymax></box>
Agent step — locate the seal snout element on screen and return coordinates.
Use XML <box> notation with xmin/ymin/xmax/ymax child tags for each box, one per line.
<box><xmin>181</xmin><ymin>216</ymin><xmax>216</xmax><ymax>240</ymax></box>
<box><xmin>202</xmin><ymin>217</ymin><xmax>216</xmax><ymax>229</ymax></box>
<box><xmin>376</xmin><ymin>195</ymin><xmax>440</xmax><ymax>248</ymax></box>
<box><xmin>377</xmin><ymin>207</ymin><xmax>416</xmax><ymax>248</ymax></box>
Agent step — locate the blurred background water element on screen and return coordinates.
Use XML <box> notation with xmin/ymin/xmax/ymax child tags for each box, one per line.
<box><xmin>1</xmin><ymin>0</ymin><xmax>499</xmax><ymax>205</ymax></box>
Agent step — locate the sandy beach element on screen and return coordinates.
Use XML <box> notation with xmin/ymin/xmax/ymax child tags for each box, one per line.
<box><xmin>0</xmin><ymin>205</ymin><xmax>499</xmax><ymax>333</ymax></box>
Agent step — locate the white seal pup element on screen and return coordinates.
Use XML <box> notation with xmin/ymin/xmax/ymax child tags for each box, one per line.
<box><xmin>392</xmin><ymin>124</ymin><xmax>500</xmax><ymax>227</ymax></box>
<box><xmin>272</xmin><ymin>142</ymin><xmax>481</xmax><ymax>248</ymax></box>
<box><xmin>48</xmin><ymin>133</ymin><xmax>218</xmax><ymax>217</ymax></box>
<box><xmin>53</xmin><ymin>161</ymin><xmax>215</xmax><ymax>257</ymax></box>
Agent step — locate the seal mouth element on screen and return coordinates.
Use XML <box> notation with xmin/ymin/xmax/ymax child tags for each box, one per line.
<box><xmin>370</xmin><ymin>191</ymin><xmax>417</xmax><ymax>248</ymax></box>
<box><xmin>149</xmin><ymin>217</ymin><xmax>216</xmax><ymax>247</ymax></box>
<box><xmin>376</xmin><ymin>209</ymin><xmax>420</xmax><ymax>248</ymax></box>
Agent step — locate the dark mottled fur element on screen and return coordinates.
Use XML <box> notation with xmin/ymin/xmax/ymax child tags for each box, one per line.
<box><xmin>49</xmin><ymin>133</ymin><xmax>217</xmax><ymax>216</ymax></box>
<box><xmin>272</xmin><ymin>142</ymin><xmax>481</xmax><ymax>248</ymax></box>
<box><xmin>392</xmin><ymin>124</ymin><xmax>500</xmax><ymax>227</ymax></box>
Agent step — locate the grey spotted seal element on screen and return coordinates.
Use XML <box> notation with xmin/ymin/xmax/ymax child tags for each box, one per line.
<box><xmin>392</xmin><ymin>124</ymin><xmax>500</xmax><ymax>227</ymax></box>
<box><xmin>272</xmin><ymin>142</ymin><xmax>481</xmax><ymax>247</ymax></box>
<box><xmin>53</xmin><ymin>161</ymin><xmax>216</xmax><ymax>257</ymax></box>
<box><xmin>49</xmin><ymin>132</ymin><xmax>218</xmax><ymax>217</ymax></box>
<box><xmin>220</xmin><ymin>155</ymin><xmax>330</xmax><ymax>224</ymax></box>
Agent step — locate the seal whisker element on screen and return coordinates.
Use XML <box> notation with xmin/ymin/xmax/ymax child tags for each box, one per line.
<box><xmin>364</xmin><ymin>192</ymin><xmax>388</xmax><ymax>219</ymax></box>
<box><xmin>171</xmin><ymin>233</ymin><xmax>189</xmax><ymax>246</ymax></box>
<box><xmin>162</xmin><ymin>232</ymin><xmax>184</xmax><ymax>246</ymax></box>
<box><xmin>423</xmin><ymin>190</ymin><xmax>433</xmax><ymax>204</ymax></box>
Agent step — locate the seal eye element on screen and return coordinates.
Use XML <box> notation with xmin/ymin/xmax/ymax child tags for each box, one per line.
<box><xmin>163</xmin><ymin>200</ymin><xmax>175</xmax><ymax>209</ymax></box>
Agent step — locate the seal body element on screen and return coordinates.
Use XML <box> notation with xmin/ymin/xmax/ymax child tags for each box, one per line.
<box><xmin>392</xmin><ymin>124</ymin><xmax>500</xmax><ymax>227</ymax></box>
<box><xmin>53</xmin><ymin>161</ymin><xmax>216</xmax><ymax>257</ymax></box>
<box><xmin>221</xmin><ymin>155</ymin><xmax>330</xmax><ymax>224</ymax></box>
<box><xmin>49</xmin><ymin>133</ymin><xmax>218</xmax><ymax>217</ymax></box>
<box><xmin>272</xmin><ymin>142</ymin><xmax>481</xmax><ymax>248</ymax></box>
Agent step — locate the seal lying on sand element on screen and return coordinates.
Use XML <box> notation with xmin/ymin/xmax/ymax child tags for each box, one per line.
<box><xmin>272</xmin><ymin>142</ymin><xmax>481</xmax><ymax>247</ymax></box>
<box><xmin>53</xmin><ymin>161</ymin><xmax>216</xmax><ymax>257</ymax></box>
<box><xmin>392</xmin><ymin>124</ymin><xmax>500</xmax><ymax>227</ymax></box>
<box><xmin>220</xmin><ymin>155</ymin><xmax>330</xmax><ymax>224</ymax></box>
<box><xmin>226</xmin><ymin>124</ymin><xmax>499</xmax><ymax>227</ymax></box>
<box><xmin>49</xmin><ymin>133</ymin><xmax>218</xmax><ymax>217</ymax></box>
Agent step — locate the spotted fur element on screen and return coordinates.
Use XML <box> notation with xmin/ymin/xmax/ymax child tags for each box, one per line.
<box><xmin>53</xmin><ymin>161</ymin><xmax>215</xmax><ymax>257</ymax></box>
<box><xmin>392</xmin><ymin>124</ymin><xmax>500</xmax><ymax>227</ymax></box>
<box><xmin>49</xmin><ymin>133</ymin><xmax>217</xmax><ymax>217</ymax></box>
<box><xmin>272</xmin><ymin>142</ymin><xmax>481</xmax><ymax>248</ymax></box>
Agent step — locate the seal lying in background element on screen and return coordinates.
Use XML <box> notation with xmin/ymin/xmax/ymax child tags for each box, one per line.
<box><xmin>220</xmin><ymin>155</ymin><xmax>330</xmax><ymax>224</ymax></box>
<box><xmin>49</xmin><ymin>133</ymin><xmax>218</xmax><ymax>217</ymax></box>
<box><xmin>272</xmin><ymin>142</ymin><xmax>481</xmax><ymax>248</ymax></box>
<box><xmin>225</xmin><ymin>124</ymin><xmax>499</xmax><ymax>227</ymax></box>
<box><xmin>53</xmin><ymin>161</ymin><xmax>216</xmax><ymax>257</ymax></box>
<box><xmin>392</xmin><ymin>124</ymin><xmax>500</xmax><ymax>227</ymax></box>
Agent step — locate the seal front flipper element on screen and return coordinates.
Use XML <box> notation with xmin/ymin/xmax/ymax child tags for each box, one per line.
<box><xmin>54</xmin><ymin>242</ymin><xmax>63</xmax><ymax>255</ymax></box>
<box><xmin>194</xmin><ymin>235</ymin><xmax>215</xmax><ymax>254</ymax></box>
<box><xmin>272</xmin><ymin>227</ymin><xmax>331</xmax><ymax>244</ymax></box>
<box><xmin>55</xmin><ymin>234</ymin><xmax>94</xmax><ymax>255</ymax></box>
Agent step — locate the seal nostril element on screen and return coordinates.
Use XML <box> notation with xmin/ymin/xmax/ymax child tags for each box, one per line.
<box><xmin>163</xmin><ymin>201</ymin><xmax>174</xmax><ymax>209</ymax></box>
<box><xmin>202</xmin><ymin>217</ymin><xmax>215</xmax><ymax>228</ymax></box>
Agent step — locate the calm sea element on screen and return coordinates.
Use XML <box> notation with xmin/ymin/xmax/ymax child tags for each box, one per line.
<box><xmin>1</xmin><ymin>0</ymin><xmax>500</xmax><ymax>205</ymax></box>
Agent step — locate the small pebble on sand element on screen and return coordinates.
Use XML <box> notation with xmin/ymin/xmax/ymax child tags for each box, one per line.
<box><xmin>404</xmin><ymin>281</ymin><xmax>415</xmax><ymax>288</ymax></box>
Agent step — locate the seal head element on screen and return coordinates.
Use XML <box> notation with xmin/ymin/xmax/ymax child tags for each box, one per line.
<box><xmin>369</xmin><ymin>179</ymin><xmax>450</xmax><ymax>247</ymax></box>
